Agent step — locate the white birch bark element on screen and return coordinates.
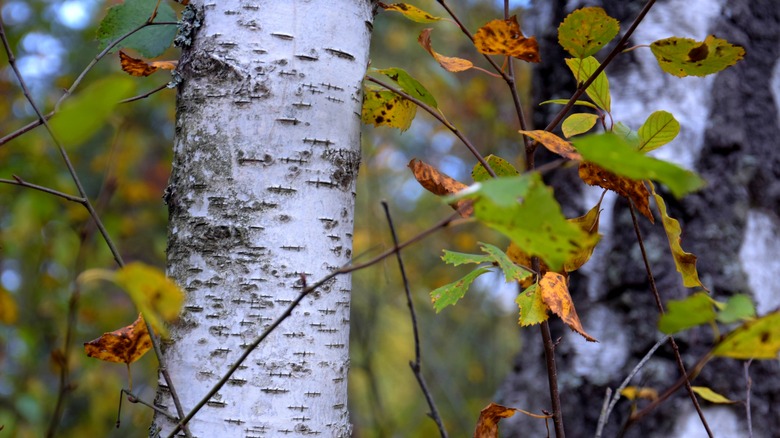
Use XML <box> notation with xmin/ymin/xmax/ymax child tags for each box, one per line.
<box><xmin>152</xmin><ymin>1</ymin><xmax>373</xmax><ymax>436</ymax></box>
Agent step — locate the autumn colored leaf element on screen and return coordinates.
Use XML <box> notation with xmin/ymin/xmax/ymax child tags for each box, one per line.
<box><xmin>540</xmin><ymin>99</ymin><xmax>599</xmax><ymax>111</ymax></box>
<box><xmin>378</xmin><ymin>2</ymin><xmax>444</xmax><ymax>23</ymax></box>
<box><xmin>712</xmin><ymin>311</ymin><xmax>780</xmax><ymax>360</ymax></box>
<box><xmin>558</xmin><ymin>7</ymin><xmax>620</xmax><ymax>58</ymax></box>
<box><xmin>573</xmin><ymin>133</ymin><xmax>706</xmax><ymax>198</ymax></box>
<box><xmin>621</xmin><ymin>386</ymin><xmax>659</xmax><ymax>401</ymax></box>
<box><xmin>84</xmin><ymin>313</ymin><xmax>152</xmax><ymax>364</ymax></box>
<box><xmin>473</xmin><ymin>16</ymin><xmax>540</xmax><ymax>63</ymax></box>
<box><xmin>441</xmin><ymin>250</ymin><xmax>493</xmax><ymax>267</ymax></box>
<box><xmin>96</xmin><ymin>0</ymin><xmax>177</xmax><ymax>58</ymax></box>
<box><xmin>362</xmin><ymin>88</ymin><xmax>417</xmax><ymax>131</ymax></box>
<box><xmin>418</xmin><ymin>28</ymin><xmax>474</xmax><ymax>72</ymax></box>
<box><xmin>562</xmin><ymin>113</ymin><xmax>599</xmax><ymax>138</ymax></box>
<box><xmin>371</xmin><ymin>67</ymin><xmax>438</xmax><ymax>108</ymax></box>
<box><xmin>0</xmin><ymin>286</ymin><xmax>18</xmax><ymax>324</ymax></box>
<box><xmin>516</xmin><ymin>284</ymin><xmax>550</xmax><ymax>326</ymax></box>
<box><xmin>715</xmin><ymin>294</ymin><xmax>756</xmax><ymax>324</ymax></box>
<box><xmin>658</xmin><ymin>292</ymin><xmax>716</xmax><ymax>334</ymax></box>
<box><xmin>651</xmin><ymin>184</ymin><xmax>706</xmax><ymax>288</ymax></box>
<box><xmin>471</xmin><ymin>154</ymin><xmax>519</xmax><ymax>182</ymax></box>
<box><xmin>650</xmin><ymin>35</ymin><xmax>745</xmax><ymax>78</ymax></box>
<box><xmin>539</xmin><ymin>272</ymin><xmax>596</xmax><ymax>342</ymax></box>
<box><xmin>563</xmin><ymin>198</ymin><xmax>603</xmax><ymax>272</ymax></box>
<box><xmin>520</xmin><ymin>130</ymin><xmax>582</xmax><ymax>160</ymax></box>
<box><xmin>49</xmin><ymin>76</ymin><xmax>136</xmax><ymax>146</ymax></box>
<box><xmin>579</xmin><ymin>162</ymin><xmax>654</xmax><ymax>222</ymax></box>
<box><xmin>430</xmin><ymin>267</ymin><xmax>491</xmax><ymax>312</ymax></box>
<box><xmin>473</xmin><ymin>403</ymin><xmax>517</xmax><ymax>438</ymax></box>
<box><xmin>408</xmin><ymin>158</ymin><xmax>472</xmax><ymax>216</ymax></box>
<box><xmin>692</xmin><ymin>386</ymin><xmax>736</xmax><ymax>404</ymax></box>
<box><xmin>448</xmin><ymin>174</ymin><xmax>595</xmax><ymax>272</ymax></box>
<box><xmin>638</xmin><ymin>110</ymin><xmax>680</xmax><ymax>152</ymax></box>
<box><xmin>119</xmin><ymin>50</ymin><xmax>177</xmax><ymax>77</ymax></box>
<box><xmin>478</xmin><ymin>242</ymin><xmax>533</xmax><ymax>283</ymax></box>
<box><xmin>565</xmin><ymin>56</ymin><xmax>611</xmax><ymax>112</ymax></box>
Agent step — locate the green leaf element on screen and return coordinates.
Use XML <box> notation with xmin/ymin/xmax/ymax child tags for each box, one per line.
<box><xmin>478</xmin><ymin>242</ymin><xmax>532</xmax><ymax>283</ymax></box>
<box><xmin>448</xmin><ymin>174</ymin><xmax>595</xmax><ymax>272</ymax></box>
<box><xmin>371</xmin><ymin>67</ymin><xmax>438</xmax><ymax>109</ymax></box>
<box><xmin>638</xmin><ymin>110</ymin><xmax>680</xmax><ymax>152</ymax></box>
<box><xmin>441</xmin><ymin>250</ymin><xmax>493</xmax><ymax>266</ymax></box>
<box><xmin>96</xmin><ymin>0</ymin><xmax>177</xmax><ymax>58</ymax></box>
<box><xmin>691</xmin><ymin>386</ymin><xmax>735</xmax><ymax>404</ymax></box>
<box><xmin>361</xmin><ymin>88</ymin><xmax>416</xmax><ymax>131</ymax></box>
<box><xmin>471</xmin><ymin>154</ymin><xmax>520</xmax><ymax>182</ymax></box>
<box><xmin>658</xmin><ymin>292</ymin><xmax>716</xmax><ymax>334</ymax></box>
<box><xmin>558</xmin><ymin>7</ymin><xmax>620</xmax><ymax>58</ymax></box>
<box><xmin>716</xmin><ymin>294</ymin><xmax>756</xmax><ymax>324</ymax></box>
<box><xmin>651</xmin><ymin>184</ymin><xmax>706</xmax><ymax>288</ymax></box>
<box><xmin>516</xmin><ymin>284</ymin><xmax>549</xmax><ymax>326</ymax></box>
<box><xmin>565</xmin><ymin>57</ymin><xmax>611</xmax><ymax>112</ymax></box>
<box><xmin>713</xmin><ymin>311</ymin><xmax>780</xmax><ymax>360</ymax></box>
<box><xmin>613</xmin><ymin>121</ymin><xmax>641</xmax><ymax>148</ymax></box>
<box><xmin>540</xmin><ymin>99</ymin><xmax>599</xmax><ymax>110</ymax></box>
<box><xmin>379</xmin><ymin>2</ymin><xmax>444</xmax><ymax>23</ymax></box>
<box><xmin>573</xmin><ymin>133</ymin><xmax>706</xmax><ymax>197</ymax></box>
<box><xmin>430</xmin><ymin>267</ymin><xmax>491</xmax><ymax>312</ymax></box>
<box><xmin>650</xmin><ymin>35</ymin><xmax>745</xmax><ymax>78</ymax></box>
<box><xmin>562</xmin><ymin>113</ymin><xmax>599</xmax><ymax>138</ymax></box>
<box><xmin>49</xmin><ymin>76</ymin><xmax>136</xmax><ymax>146</ymax></box>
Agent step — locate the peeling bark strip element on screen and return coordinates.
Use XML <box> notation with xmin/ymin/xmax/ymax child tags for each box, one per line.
<box><xmin>153</xmin><ymin>1</ymin><xmax>373</xmax><ymax>436</ymax></box>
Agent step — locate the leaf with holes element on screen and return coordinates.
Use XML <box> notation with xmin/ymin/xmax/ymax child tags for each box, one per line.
<box><xmin>713</xmin><ymin>311</ymin><xmax>780</xmax><ymax>360</ymax></box>
<box><xmin>362</xmin><ymin>89</ymin><xmax>416</xmax><ymax>131</ymax></box>
<box><xmin>651</xmin><ymin>35</ymin><xmax>745</xmax><ymax>78</ymax></box>
<box><xmin>566</xmin><ymin>57</ymin><xmax>611</xmax><ymax>112</ymax></box>
<box><xmin>519</xmin><ymin>130</ymin><xmax>582</xmax><ymax>160</ymax></box>
<box><xmin>562</xmin><ymin>113</ymin><xmax>599</xmax><ymax>138</ymax></box>
<box><xmin>474</xmin><ymin>16</ymin><xmax>540</xmax><ymax>63</ymax></box>
<box><xmin>558</xmin><ymin>7</ymin><xmax>620</xmax><ymax>58</ymax></box>
<box><xmin>638</xmin><ymin>110</ymin><xmax>680</xmax><ymax>152</ymax></box>
<box><xmin>371</xmin><ymin>67</ymin><xmax>438</xmax><ymax>108</ymax></box>
<box><xmin>540</xmin><ymin>272</ymin><xmax>596</xmax><ymax>341</ymax></box>
<box><xmin>96</xmin><ymin>0</ymin><xmax>177</xmax><ymax>58</ymax></box>
<box><xmin>430</xmin><ymin>267</ymin><xmax>491</xmax><ymax>312</ymax></box>
<box><xmin>378</xmin><ymin>2</ymin><xmax>444</xmax><ymax>23</ymax></box>
<box><xmin>418</xmin><ymin>28</ymin><xmax>474</xmax><ymax>72</ymax></box>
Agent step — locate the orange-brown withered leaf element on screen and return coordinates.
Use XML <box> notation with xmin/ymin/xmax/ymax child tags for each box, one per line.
<box><xmin>474</xmin><ymin>16</ymin><xmax>540</xmax><ymax>63</ymax></box>
<box><xmin>409</xmin><ymin>159</ymin><xmax>472</xmax><ymax>217</ymax></box>
<box><xmin>84</xmin><ymin>313</ymin><xmax>152</xmax><ymax>364</ymax></box>
<box><xmin>418</xmin><ymin>28</ymin><xmax>474</xmax><ymax>72</ymax></box>
<box><xmin>578</xmin><ymin>162</ymin><xmax>654</xmax><ymax>222</ymax></box>
<box><xmin>520</xmin><ymin>129</ymin><xmax>582</xmax><ymax>160</ymax></box>
<box><xmin>474</xmin><ymin>403</ymin><xmax>517</xmax><ymax>438</ymax></box>
<box><xmin>539</xmin><ymin>272</ymin><xmax>597</xmax><ymax>342</ymax></box>
<box><xmin>119</xmin><ymin>50</ymin><xmax>177</xmax><ymax>77</ymax></box>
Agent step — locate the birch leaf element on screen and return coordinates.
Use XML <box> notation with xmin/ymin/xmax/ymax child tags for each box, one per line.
<box><xmin>362</xmin><ymin>89</ymin><xmax>416</xmax><ymax>131</ymax></box>
<box><xmin>562</xmin><ymin>113</ymin><xmax>599</xmax><ymax>138</ymax></box>
<box><xmin>558</xmin><ymin>7</ymin><xmax>620</xmax><ymax>58</ymax></box>
<box><xmin>378</xmin><ymin>2</ymin><xmax>444</xmax><ymax>23</ymax></box>
<box><xmin>418</xmin><ymin>28</ymin><xmax>474</xmax><ymax>72</ymax></box>
<box><xmin>540</xmin><ymin>99</ymin><xmax>599</xmax><ymax>111</ymax></box>
<box><xmin>692</xmin><ymin>386</ymin><xmax>736</xmax><ymax>404</ymax></box>
<box><xmin>119</xmin><ymin>50</ymin><xmax>177</xmax><ymax>77</ymax></box>
<box><xmin>579</xmin><ymin>162</ymin><xmax>654</xmax><ymax>222</ymax></box>
<box><xmin>371</xmin><ymin>67</ymin><xmax>438</xmax><ymax>108</ymax></box>
<box><xmin>713</xmin><ymin>311</ymin><xmax>780</xmax><ymax>360</ymax></box>
<box><xmin>430</xmin><ymin>267</ymin><xmax>491</xmax><ymax>312</ymax></box>
<box><xmin>408</xmin><ymin>159</ymin><xmax>472</xmax><ymax>216</ymax></box>
<box><xmin>540</xmin><ymin>272</ymin><xmax>596</xmax><ymax>341</ymax></box>
<box><xmin>638</xmin><ymin>110</ymin><xmax>680</xmax><ymax>152</ymax></box>
<box><xmin>478</xmin><ymin>242</ymin><xmax>533</xmax><ymax>283</ymax></box>
<box><xmin>565</xmin><ymin>57</ymin><xmax>611</xmax><ymax>112</ymax></box>
<box><xmin>651</xmin><ymin>35</ymin><xmax>745</xmax><ymax>77</ymax></box>
<box><xmin>716</xmin><ymin>294</ymin><xmax>756</xmax><ymax>324</ymax></box>
<box><xmin>474</xmin><ymin>16</ymin><xmax>540</xmax><ymax>63</ymax></box>
<box><xmin>84</xmin><ymin>313</ymin><xmax>152</xmax><ymax>364</ymax></box>
<box><xmin>471</xmin><ymin>155</ymin><xmax>519</xmax><ymax>182</ymax></box>
<box><xmin>519</xmin><ymin>130</ymin><xmax>582</xmax><ymax>160</ymax></box>
<box><xmin>441</xmin><ymin>250</ymin><xmax>493</xmax><ymax>267</ymax></box>
<box><xmin>516</xmin><ymin>284</ymin><xmax>550</xmax><ymax>326</ymax></box>
<box><xmin>658</xmin><ymin>292</ymin><xmax>716</xmax><ymax>334</ymax></box>
<box><xmin>474</xmin><ymin>403</ymin><xmax>517</xmax><ymax>438</ymax></box>
<box><xmin>114</xmin><ymin>263</ymin><xmax>185</xmax><ymax>336</ymax></box>
<box><xmin>96</xmin><ymin>0</ymin><xmax>177</xmax><ymax>58</ymax></box>
<box><xmin>563</xmin><ymin>199</ymin><xmax>602</xmax><ymax>272</ymax></box>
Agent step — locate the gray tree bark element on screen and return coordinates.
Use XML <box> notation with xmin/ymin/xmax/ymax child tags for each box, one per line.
<box><xmin>498</xmin><ymin>1</ymin><xmax>780</xmax><ymax>436</ymax></box>
<box><xmin>151</xmin><ymin>1</ymin><xmax>373</xmax><ymax>436</ymax></box>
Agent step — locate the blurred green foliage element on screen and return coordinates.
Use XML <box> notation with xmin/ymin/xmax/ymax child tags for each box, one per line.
<box><xmin>1</xmin><ymin>1</ymin><xmax>533</xmax><ymax>436</ymax></box>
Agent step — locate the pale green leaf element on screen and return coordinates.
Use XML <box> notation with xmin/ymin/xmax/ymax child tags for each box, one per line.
<box><xmin>372</xmin><ymin>67</ymin><xmax>438</xmax><ymax>108</ymax></box>
<box><xmin>650</xmin><ymin>35</ymin><xmax>745</xmax><ymax>78</ymax></box>
<box><xmin>478</xmin><ymin>242</ymin><xmax>532</xmax><ymax>283</ymax></box>
<box><xmin>471</xmin><ymin>155</ymin><xmax>519</xmax><ymax>182</ymax></box>
<box><xmin>441</xmin><ymin>250</ymin><xmax>493</xmax><ymax>266</ymax></box>
<box><xmin>638</xmin><ymin>110</ymin><xmax>680</xmax><ymax>152</ymax></box>
<box><xmin>658</xmin><ymin>292</ymin><xmax>716</xmax><ymax>334</ymax></box>
<box><xmin>565</xmin><ymin>57</ymin><xmax>611</xmax><ymax>112</ymax></box>
<box><xmin>562</xmin><ymin>113</ymin><xmax>599</xmax><ymax>138</ymax></box>
<box><xmin>716</xmin><ymin>294</ymin><xmax>756</xmax><ymax>324</ymax></box>
<box><xmin>558</xmin><ymin>7</ymin><xmax>620</xmax><ymax>58</ymax></box>
<box><xmin>430</xmin><ymin>267</ymin><xmax>491</xmax><ymax>312</ymax></box>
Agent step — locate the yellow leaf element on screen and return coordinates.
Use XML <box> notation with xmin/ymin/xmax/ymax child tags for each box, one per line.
<box><xmin>84</xmin><ymin>313</ymin><xmax>152</xmax><ymax>364</ymax></box>
<box><xmin>519</xmin><ymin>130</ymin><xmax>582</xmax><ymax>161</ymax></box>
<box><xmin>692</xmin><ymin>386</ymin><xmax>736</xmax><ymax>404</ymax></box>
<box><xmin>473</xmin><ymin>16</ymin><xmax>540</xmax><ymax>63</ymax></box>
<box><xmin>114</xmin><ymin>263</ymin><xmax>185</xmax><ymax>336</ymax></box>
<box><xmin>539</xmin><ymin>272</ymin><xmax>597</xmax><ymax>342</ymax></box>
<box><xmin>713</xmin><ymin>311</ymin><xmax>780</xmax><ymax>359</ymax></box>
<box><xmin>361</xmin><ymin>89</ymin><xmax>417</xmax><ymax>131</ymax></box>
<box><xmin>0</xmin><ymin>286</ymin><xmax>18</xmax><ymax>324</ymax></box>
<box><xmin>418</xmin><ymin>28</ymin><xmax>474</xmax><ymax>72</ymax></box>
<box><xmin>378</xmin><ymin>2</ymin><xmax>443</xmax><ymax>23</ymax></box>
<box><xmin>650</xmin><ymin>183</ymin><xmax>705</xmax><ymax>289</ymax></box>
<box><xmin>621</xmin><ymin>386</ymin><xmax>658</xmax><ymax>401</ymax></box>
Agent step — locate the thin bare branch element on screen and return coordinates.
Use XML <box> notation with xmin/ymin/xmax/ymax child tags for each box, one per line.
<box><xmin>0</xmin><ymin>176</ymin><xmax>85</xmax><ymax>203</ymax></box>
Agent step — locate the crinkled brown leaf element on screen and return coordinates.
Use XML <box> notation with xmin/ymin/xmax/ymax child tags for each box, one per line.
<box><xmin>564</xmin><ymin>198</ymin><xmax>603</xmax><ymax>272</ymax></box>
<box><xmin>84</xmin><ymin>313</ymin><xmax>152</xmax><ymax>364</ymax></box>
<box><xmin>119</xmin><ymin>50</ymin><xmax>177</xmax><ymax>77</ymax></box>
<box><xmin>474</xmin><ymin>403</ymin><xmax>517</xmax><ymax>438</ymax></box>
<box><xmin>408</xmin><ymin>159</ymin><xmax>472</xmax><ymax>217</ymax></box>
<box><xmin>539</xmin><ymin>272</ymin><xmax>597</xmax><ymax>342</ymax></box>
<box><xmin>578</xmin><ymin>162</ymin><xmax>654</xmax><ymax>222</ymax></box>
<box><xmin>520</xmin><ymin>129</ymin><xmax>582</xmax><ymax>160</ymax></box>
<box><xmin>418</xmin><ymin>28</ymin><xmax>474</xmax><ymax>72</ymax></box>
<box><xmin>474</xmin><ymin>16</ymin><xmax>540</xmax><ymax>63</ymax></box>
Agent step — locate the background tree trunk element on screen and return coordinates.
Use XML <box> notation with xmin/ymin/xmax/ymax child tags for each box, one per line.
<box><xmin>151</xmin><ymin>1</ymin><xmax>373</xmax><ymax>435</ymax></box>
<box><xmin>498</xmin><ymin>1</ymin><xmax>780</xmax><ymax>436</ymax></box>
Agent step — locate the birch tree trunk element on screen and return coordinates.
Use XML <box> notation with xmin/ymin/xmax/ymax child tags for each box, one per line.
<box><xmin>152</xmin><ymin>1</ymin><xmax>374</xmax><ymax>435</ymax></box>
<box><xmin>498</xmin><ymin>0</ymin><xmax>780</xmax><ymax>436</ymax></box>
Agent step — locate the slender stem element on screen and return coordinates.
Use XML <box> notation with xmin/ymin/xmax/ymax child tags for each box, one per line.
<box><xmin>382</xmin><ymin>201</ymin><xmax>448</xmax><ymax>438</ymax></box>
<box><xmin>541</xmin><ymin>321</ymin><xmax>565</xmax><ymax>438</ymax></box>
<box><xmin>366</xmin><ymin>76</ymin><xmax>496</xmax><ymax>178</ymax></box>
<box><xmin>744</xmin><ymin>359</ymin><xmax>753</xmax><ymax>438</ymax></box>
<box><xmin>0</xmin><ymin>176</ymin><xmax>85</xmax><ymax>203</ymax></box>
<box><xmin>119</xmin><ymin>82</ymin><xmax>171</xmax><ymax>104</ymax></box>
<box><xmin>627</xmin><ymin>204</ymin><xmax>712</xmax><ymax>437</ymax></box>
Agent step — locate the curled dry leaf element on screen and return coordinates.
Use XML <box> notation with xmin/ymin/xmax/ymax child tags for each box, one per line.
<box><xmin>474</xmin><ymin>16</ymin><xmax>540</xmax><ymax>63</ymax></box>
<box><xmin>378</xmin><ymin>2</ymin><xmax>443</xmax><ymax>23</ymax></box>
<box><xmin>578</xmin><ymin>162</ymin><xmax>654</xmax><ymax>222</ymax></box>
<box><xmin>84</xmin><ymin>313</ymin><xmax>153</xmax><ymax>364</ymax></box>
<box><xmin>519</xmin><ymin>129</ymin><xmax>582</xmax><ymax>161</ymax></box>
<box><xmin>539</xmin><ymin>272</ymin><xmax>597</xmax><ymax>342</ymax></box>
<box><xmin>119</xmin><ymin>50</ymin><xmax>178</xmax><ymax>77</ymax></box>
<box><xmin>408</xmin><ymin>159</ymin><xmax>472</xmax><ymax>217</ymax></box>
<box><xmin>473</xmin><ymin>403</ymin><xmax>517</xmax><ymax>438</ymax></box>
<box><xmin>418</xmin><ymin>28</ymin><xmax>474</xmax><ymax>72</ymax></box>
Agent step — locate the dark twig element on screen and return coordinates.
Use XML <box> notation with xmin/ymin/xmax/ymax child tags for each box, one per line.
<box><xmin>118</xmin><ymin>388</ymin><xmax>178</xmax><ymax>426</ymax></box>
<box><xmin>366</xmin><ymin>76</ymin><xmax>496</xmax><ymax>178</ymax></box>
<box><xmin>381</xmin><ymin>201</ymin><xmax>448</xmax><ymax>438</ymax></box>
<box><xmin>595</xmin><ymin>335</ymin><xmax>670</xmax><ymax>437</ymax></box>
<box><xmin>0</xmin><ymin>176</ymin><xmax>85</xmax><ymax>203</ymax></box>
<box><xmin>626</xmin><ymin>203</ymin><xmax>712</xmax><ymax>437</ymax></box>
<box><xmin>541</xmin><ymin>321</ymin><xmax>565</xmax><ymax>438</ymax></box>
<box><xmin>119</xmin><ymin>82</ymin><xmax>171</xmax><ymax>104</ymax></box>
<box><xmin>167</xmin><ymin>211</ymin><xmax>462</xmax><ymax>436</ymax></box>
<box><xmin>744</xmin><ymin>359</ymin><xmax>753</xmax><ymax>438</ymax></box>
